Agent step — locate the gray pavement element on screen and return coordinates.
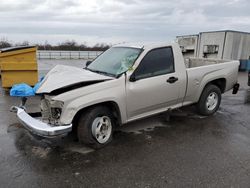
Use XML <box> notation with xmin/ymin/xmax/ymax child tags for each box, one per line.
<box><xmin>0</xmin><ymin>60</ymin><xmax>250</xmax><ymax>187</ymax></box>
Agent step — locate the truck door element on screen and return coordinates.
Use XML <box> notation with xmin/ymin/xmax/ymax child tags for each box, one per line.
<box><xmin>126</xmin><ymin>47</ymin><xmax>181</xmax><ymax>120</ymax></box>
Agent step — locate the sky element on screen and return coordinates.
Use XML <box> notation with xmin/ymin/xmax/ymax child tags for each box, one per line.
<box><xmin>0</xmin><ymin>0</ymin><xmax>250</xmax><ymax>46</ymax></box>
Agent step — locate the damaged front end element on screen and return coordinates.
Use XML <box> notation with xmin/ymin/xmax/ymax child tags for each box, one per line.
<box><xmin>10</xmin><ymin>65</ymin><xmax>115</xmax><ymax>138</ymax></box>
<box><xmin>40</xmin><ymin>95</ymin><xmax>64</xmax><ymax>125</ymax></box>
<box><xmin>11</xmin><ymin>107</ymin><xmax>72</xmax><ymax>137</ymax></box>
<box><xmin>11</xmin><ymin>95</ymin><xmax>72</xmax><ymax>138</ymax></box>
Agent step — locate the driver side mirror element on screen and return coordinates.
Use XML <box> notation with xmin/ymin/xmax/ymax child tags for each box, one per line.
<box><xmin>129</xmin><ymin>73</ymin><xmax>137</xmax><ymax>82</ymax></box>
<box><xmin>86</xmin><ymin>61</ymin><xmax>92</xmax><ymax>67</ymax></box>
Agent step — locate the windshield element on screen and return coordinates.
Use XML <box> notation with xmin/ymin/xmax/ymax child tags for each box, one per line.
<box><xmin>87</xmin><ymin>47</ymin><xmax>142</xmax><ymax>77</ymax></box>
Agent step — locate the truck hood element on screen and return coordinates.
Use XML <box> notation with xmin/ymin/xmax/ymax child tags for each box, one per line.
<box><xmin>36</xmin><ymin>65</ymin><xmax>114</xmax><ymax>94</ymax></box>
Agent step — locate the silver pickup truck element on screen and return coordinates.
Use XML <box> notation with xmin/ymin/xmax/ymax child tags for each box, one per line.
<box><xmin>12</xmin><ymin>42</ymin><xmax>240</xmax><ymax>148</ymax></box>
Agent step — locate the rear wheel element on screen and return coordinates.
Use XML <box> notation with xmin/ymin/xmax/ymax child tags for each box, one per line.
<box><xmin>77</xmin><ymin>106</ymin><xmax>114</xmax><ymax>149</ymax></box>
<box><xmin>196</xmin><ymin>84</ymin><xmax>221</xmax><ymax>116</ymax></box>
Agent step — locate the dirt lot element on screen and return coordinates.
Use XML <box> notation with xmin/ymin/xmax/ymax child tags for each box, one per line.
<box><xmin>0</xmin><ymin>60</ymin><xmax>250</xmax><ymax>187</ymax></box>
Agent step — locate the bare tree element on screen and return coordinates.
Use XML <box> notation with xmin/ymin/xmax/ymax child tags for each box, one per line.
<box><xmin>0</xmin><ymin>38</ymin><xmax>12</xmax><ymax>48</ymax></box>
<box><xmin>0</xmin><ymin>38</ymin><xmax>110</xmax><ymax>51</ymax></box>
<box><xmin>15</xmin><ymin>41</ymin><xmax>30</xmax><ymax>46</ymax></box>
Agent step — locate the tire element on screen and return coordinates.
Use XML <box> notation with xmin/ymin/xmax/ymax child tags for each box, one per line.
<box><xmin>196</xmin><ymin>84</ymin><xmax>221</xmax><ymax>116</ymax></box>
<box><xmin>77</xmin><ymin>106</ymin><xmax>114</xmax><ymax>149</ymax></box>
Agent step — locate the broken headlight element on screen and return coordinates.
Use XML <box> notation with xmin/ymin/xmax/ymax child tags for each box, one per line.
<box><xmin>49</xmin><ymin>100</ymin><xmax>64</xmax><ymax>120</ymax></box>
<box><xmin>51</xmin><ymin>107</ymin><xmax>62</xmax><ymax>120</ymax></box>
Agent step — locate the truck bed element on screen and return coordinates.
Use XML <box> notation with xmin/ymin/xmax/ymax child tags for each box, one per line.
<box><xmin>182</xmin><ymin>57</ymin><xmax>239</xmax><ymax>106</ymax></box>
<box><xmin>185</xmin><ymin>58</ymin><xmax>230</xmax><ymax>68</ymax></box>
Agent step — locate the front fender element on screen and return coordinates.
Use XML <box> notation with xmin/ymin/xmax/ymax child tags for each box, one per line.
<box><xmin>56</xmin><ymin>81</ymin><xmax>127</xmax><ymax>125</ymax></box>
<box><xmin>60</xmin><ymin>95</ymin><xmax>126</xmax><ymax>125</ymax></box>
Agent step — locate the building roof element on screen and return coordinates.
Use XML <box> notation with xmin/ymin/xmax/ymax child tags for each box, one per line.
<box><xmin>200</xmin><ymin>30</ymin><xmax>250</xmax><ymax>35</ymax></box>
<box><xmin>177</xmin><ymin>30</ymin><xmax>250</xmax><ymax>38</ymax></box>
<box><xmin>176</xmin><ymin>34</ymin><xmax>199</xmax><ymax>38</ymax></box>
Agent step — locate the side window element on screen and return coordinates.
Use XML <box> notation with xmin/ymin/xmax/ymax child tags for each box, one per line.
<box><xmin>134</xmin><ymin>47</ymin><xmax>174</xmax><ymax>80</ymax></box>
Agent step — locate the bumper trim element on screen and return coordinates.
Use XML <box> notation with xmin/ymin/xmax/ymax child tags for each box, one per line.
<box><xmin>12</xmin><ymin>106</ymin><xmax>72</xmax><ymax>137</ymax></box>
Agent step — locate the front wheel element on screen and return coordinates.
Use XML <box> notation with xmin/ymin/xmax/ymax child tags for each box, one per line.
<box><xmin>77</xmin><ymin>106</ymin><xmax>114</xmax><ymax>149</ymax></box>
<box><xmin>196</xmin><ymin>84</ymin><xmax>221</xmax><ymax>116</ymax></box>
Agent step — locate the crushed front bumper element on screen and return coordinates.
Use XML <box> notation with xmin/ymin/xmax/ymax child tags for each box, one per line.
<box><xmin>11</xmin><ymin>106</ymin><xmax>72</xmax><ymax>137</ymax></box>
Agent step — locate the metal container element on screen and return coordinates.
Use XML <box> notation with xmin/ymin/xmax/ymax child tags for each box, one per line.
<box><xmin>239</xmin><ymin>60</ymin><xmax>248</xmax><ymax>71</ymax></box>
<box><xmin>0</xmin><ymin>46</ymin><xmax>38</xmax><ymax>88</ymax></box>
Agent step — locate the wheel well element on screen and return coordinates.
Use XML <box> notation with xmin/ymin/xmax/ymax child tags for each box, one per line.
<box><xmin>208</xmin><ymin>78</ymin><xmax>226</xmax><ymax>93</ymax></box>
<box><xmin>72</xmin><ymin>101</ymin><xmax>122</xmax><ymax>131</ymax></box>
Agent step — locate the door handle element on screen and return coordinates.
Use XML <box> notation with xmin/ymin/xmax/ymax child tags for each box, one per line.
<box><xmin>167</xmin><ymin>77</ymin><xmax>178</xmax><ymax>84</ymax></box>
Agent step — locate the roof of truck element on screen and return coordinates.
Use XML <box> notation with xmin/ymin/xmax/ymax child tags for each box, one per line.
<box><xmin>114</xmin><ymin>42</ymin><xmax>177</xmax><ymax>49</ymax></box>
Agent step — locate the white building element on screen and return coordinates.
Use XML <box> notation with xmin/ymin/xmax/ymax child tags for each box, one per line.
<box><xmin>177</xmin><ymin>30</ymin><xmax>250</xmax><ymax>60</ymax></box>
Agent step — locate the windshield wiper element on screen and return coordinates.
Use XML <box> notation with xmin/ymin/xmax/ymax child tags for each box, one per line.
<box><xmin>86</xmin><ymin>68</ymin><xmax>116</xmax><ymax>78</ymax></box>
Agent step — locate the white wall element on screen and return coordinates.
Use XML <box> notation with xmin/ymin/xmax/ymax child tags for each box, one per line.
<box><xmin>197</xmin><ymin>32</ymin><xmax>226</xmax><ymax>59</ymax></box>
<box><xmin>224</xmin><ymin>32</ymin><xmax>250</xmax><ymax>60</ymax></box>
<box><xmin>176</xmin><ymin>35</ymin><xmax>199</xmax><ymax>58</ymax></box>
